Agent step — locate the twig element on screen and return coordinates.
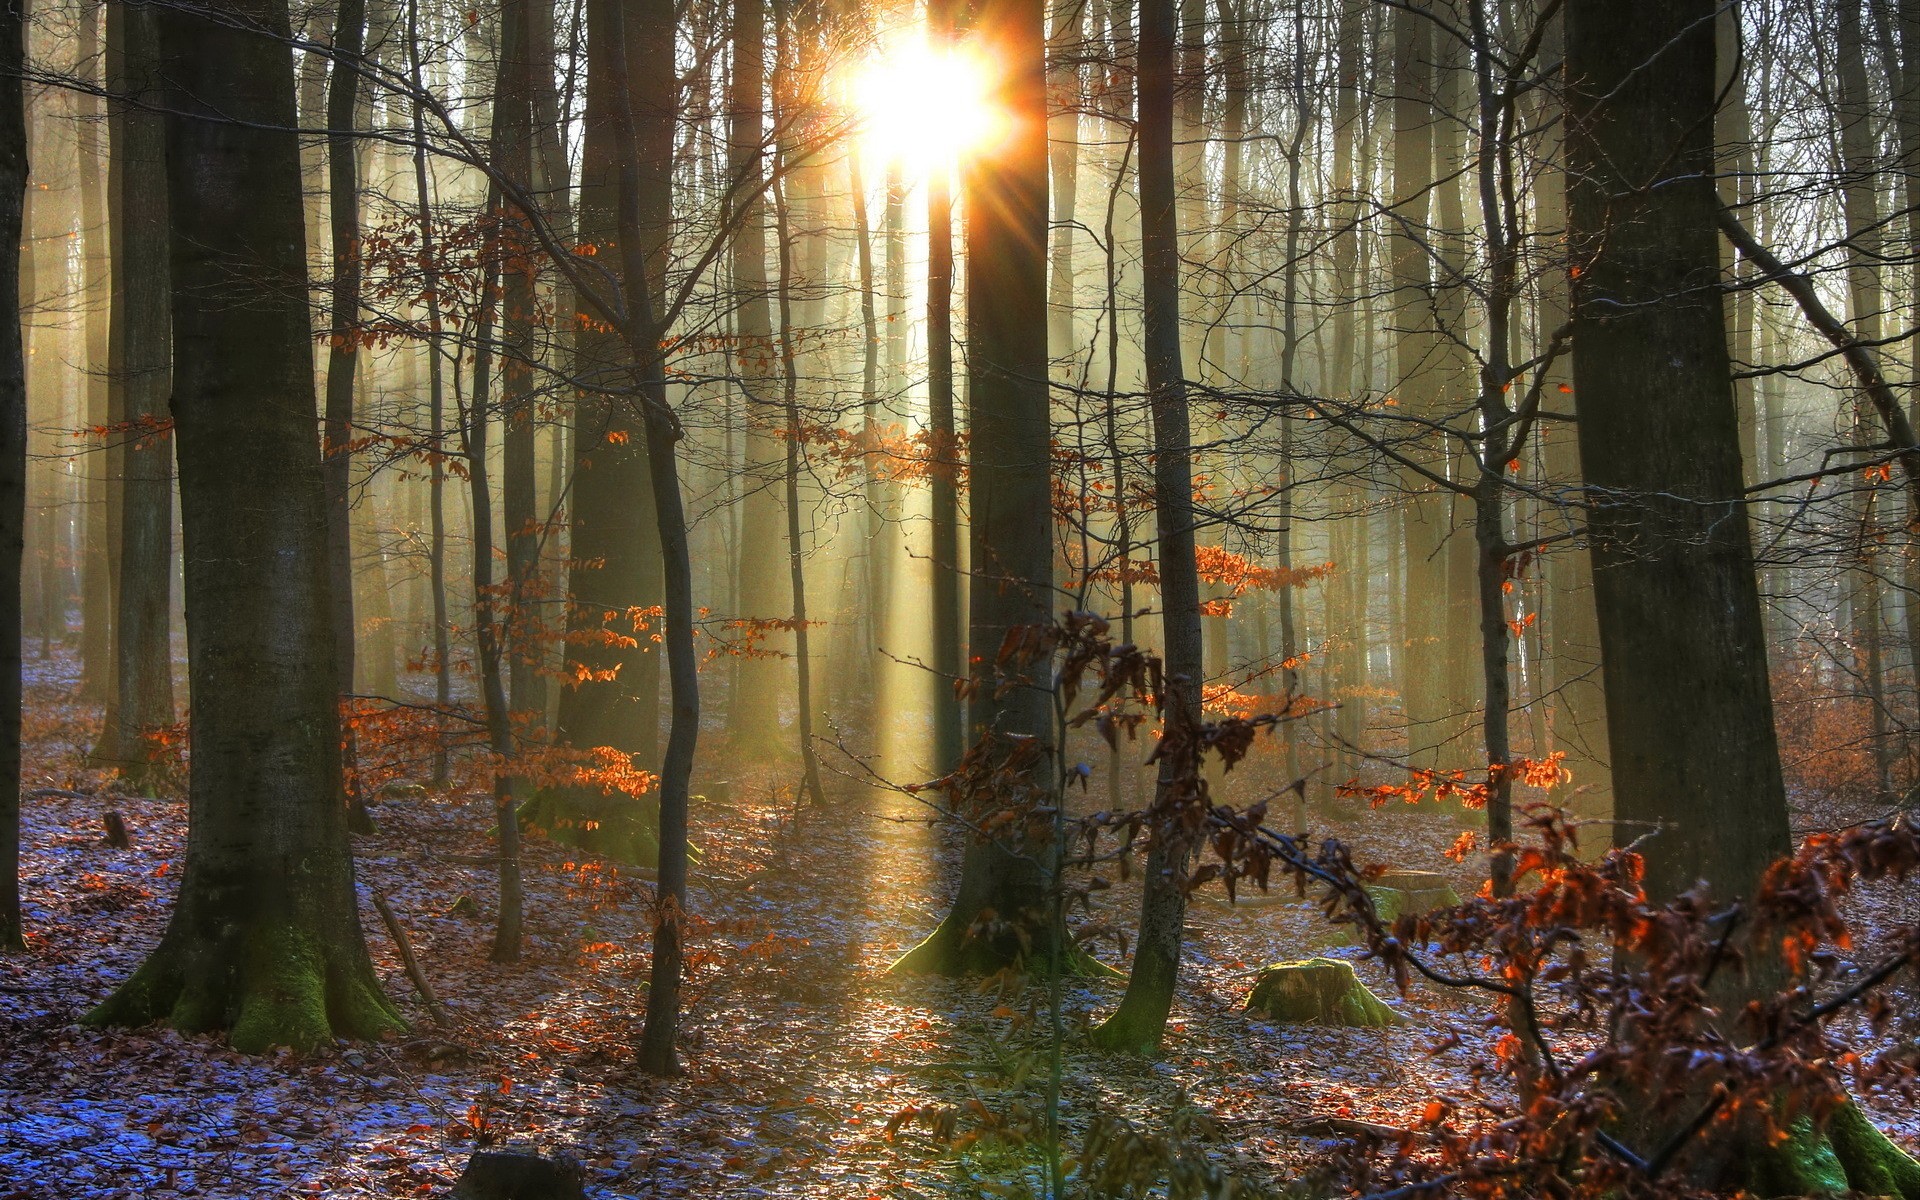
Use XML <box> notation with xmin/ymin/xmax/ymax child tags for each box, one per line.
<box><xmin>370</xmin><ymin>891</ymin><xmax>450</xmax><ymax>1028</ymax></box>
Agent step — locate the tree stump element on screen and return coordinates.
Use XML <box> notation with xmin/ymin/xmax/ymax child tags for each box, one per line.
<box><xmin>1245</xmin><ymin>957</ymin><xmax>1404</xmax><ymax>1027</ymax></box>
<box><xmin>1367</xmin><ymin>869</ymin><xmax>1461</xmax><ymax>924</ymax></box>
<box><xmin>448</xmin><ymin>1149</ymin><xmax>585</xmax><ymax>1200</ymax></box>
<box><xmin>102</xmin><ymin>811</ymin><xmax>132</xmax><ymax>849</ymax></box>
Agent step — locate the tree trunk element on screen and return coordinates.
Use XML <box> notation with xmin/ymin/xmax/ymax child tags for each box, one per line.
<box><xmin>1389</xmin><ymin>1</ymin><xmax>1448</xmax><ymax>771</ymax></box>
<box><xmin>1090</xmin><ymin>0</ymin><xmax>1204</xmax><ymax>1051</ymax></box>
<box><xmin>92</xmin><ymin>0</ymin><xmax>175</xmax><ymax>780</ymax></box>
<box><xmin>494</xmin><ymin>0</ymin><xmax>543</xmax><ymax>746</ymax></box>
<box><xmin>723</xmin><ymin>0</ymin><xmax>788</xmax><ymax>763</ymax></box>
<box><xmin>1533</xmin><ymin>0</ymin><xmax>1612</xmax><ymax>816</ymax></box>
<box><xmin>1837</xmin><ymin>0</ymin><xmax>1894</xmax><ymax>794</ymax></box>
<box><xmin>87</xmin><ymin>0</ymin><xmax>403</xmax><ymax>1049</ymax></box>
<box><xmin>926</xmin><ymin>0</ymin><xmax>963</xmax><ymax>778</ymax></box>
<box><xmin>771</xmin><ymin>149</ymin><xmax>826</xmax><ymax>807</ymax></box>
<box><xmin>890</xmin><ymin>0</ymin><xmax>1061</xmax><ymax>977</ymax></box>
<box><xmin>76</xmin><ymin>0</ymin><xmax>111</xmax><ymax>707</ymax></box>
<box><xmin>0</xmin><ymin>0</ymin><xmax>25</xmax><ymax>951</ymax></box>
<box><xmin>325</xmin><ymin>0</ymin><xmax>369</xmax><ymax>831</ymax></box>
<box><xmin>1564</xmin><ymin>0</ymin><xmax>1788</xmax><ymax>921</ymax></box>
<box><xmin>527</xmin><ymin>0</ymin><xmax>668</xmax><ymax>862</ymax></box>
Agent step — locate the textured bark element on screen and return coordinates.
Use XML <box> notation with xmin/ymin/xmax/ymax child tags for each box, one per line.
<box><xmin>0</xmin><ymin>0</ymin><xmax>25</xmax><ymax>951</ymax></box>
<box><xmin>541</xmin><ymin>0</ymin><xmax>666</xmax><ymax>848</ymax></box>
<box><xmin>494</xmin><ymin>0</ymin><xmax>543</xmax><ymax>743</ymax></box>
<box><xmin>1564</xmin><ymin>0</ymin><xmax>1789</xmax><ymax>923</ymax></box>
<box><xmin>1091</xmin><ymin>0</ymin><xmax>1204</xmax><ymax>1052</ymax></box>
<box><xmin>75</xmin><ymin>0</ymin><xmax>111</xmax><ymax>707</ymax></box>
<box><xmin>926</xmin><ymin>0</ymin><xmax>963</xmax><ymax>777</ymax></box>
<box><xmin>92</xmin><ymin>0</ymin><xmax>175</xmax><ymax>780</ymax></box>
<box><xmin>88</xmin><ymin>0</ymin><xmax>402</xmax><ymax>1049</ymax></box>
<box><xmin>1388</xmin><ymin>1</ymin><xmax>1450</xmax><ymax>770</ymax></box>
<box><xmin>891</xmin><ymin>0</ymin><xmax>1061</xmax><ymax>977</ymax></box>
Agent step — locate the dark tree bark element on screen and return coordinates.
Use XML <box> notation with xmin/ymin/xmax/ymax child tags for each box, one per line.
<box><xmin>324</xmin><ymin>0</ymin><xmax>369</xmax><ymax>832</ymax></box>
<box><xmin>75</xmin><ymin>0</ymin><xmax>111</xmax><ymax>708</ymax></box>
<box><xmin>493</xmin><ymin>0</ymin><xmax>543</xmax><ymax>742</ymax></box>
<box><xmin>1566</xmin><ymin>5</ymin><xmax>1920</xmax><ymax>1182</ymax></box>
<box><xmin>87</xmin><ymin>0</ymin><xmax>402</xmax><ymax>1050</ymax></box>
<box><xmin>1388</xmin><ymin>0</ymin><xmax>1450</xmax><ymax>771</ymax></box>
<box><xmin>460</xmin><ymin>189</ymin><xmax>522</xmax><ymax>963</ymax></box>
<box><xmin>523</xmin><ymin>0</ymin><xmax>668</xmax><ymax>865</ymax></box>
<box><xmin>1090</xmin><ymin>0</ymin><xmax>1204</xmax><ymax>1051</ymax></box>
<box><xmin>91</xmin><ymin>0</ymin><xmax>175</xmax><ymax>782</ymax></box>
<box><xmin>926</xmin><ymin>0</ymin><xmax>964</xmax><ymax>777</ymax></box>
<box><xmin>891</xmin><ymin>0</ymin><xmax>1064</xmax><ymax>977</ymax></box>
<box><xmin>1564</xmin><ymin>0</ymin><xmax>1789</xmax><ymax>908</ymax></box>
<box><xmin>584</xmin><ymin>0</ymin><xmax>692</xmax><ymax>1076</ymax></box>
<box><xmin>0</xmin><ymin>0</ymin><xmax>26</xmax><ymax>952</ymax></box>
<box><xmin>1533</xmin><ymin>0</ymin><xmax>1612</xmax><ymax>817</ymax></box>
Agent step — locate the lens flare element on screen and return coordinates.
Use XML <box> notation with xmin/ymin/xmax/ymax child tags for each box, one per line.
<box><xmin>851</xmin><ymin>39</ymin><xmax>999</xmax><ymax>173</ymax></box>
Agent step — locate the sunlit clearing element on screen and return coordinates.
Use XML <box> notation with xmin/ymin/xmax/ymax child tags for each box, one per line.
<box><xmin>851</xmin><ymin>39</ymin><xmax>998</xmax><ymax>174</ymax></box>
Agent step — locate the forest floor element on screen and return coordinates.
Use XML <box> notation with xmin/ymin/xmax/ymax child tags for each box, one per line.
<box><xmin>5</xmin><ymin>648</ymin><xmax>1919</xmax><ymax>1199</ymax></box>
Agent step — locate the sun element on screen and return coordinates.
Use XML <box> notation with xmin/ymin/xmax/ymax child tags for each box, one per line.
<box><xmin>850</xmin><ymin>38</ymin><xmax>999</xmax><ymax>175</ymax></box>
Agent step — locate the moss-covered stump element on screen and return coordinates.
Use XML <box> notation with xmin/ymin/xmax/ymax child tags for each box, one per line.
<box><xmin>1368</xmin><ymin>870</ymin><xmax>1461</xmax><ymax>922</ymax></box>
<box><xmin>1321</xmin><ymin>870</ymin><xmax>1463</xmax><ymax>948</ymax></box>
<box><xmin>1245</xmin><ymin>957</ymin><xmax>1404</xmax><ymax>1027</ymax></box>
<box><xmin>517</xmin><ymin>789</ymin><xmax>664</xmax><ymax>867</ymax></box>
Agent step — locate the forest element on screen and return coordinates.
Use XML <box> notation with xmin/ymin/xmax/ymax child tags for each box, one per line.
<box><xmin>5</xmin><ymin>0</ymin><xmax>1920</xmax><ymax>1194</ymax></box>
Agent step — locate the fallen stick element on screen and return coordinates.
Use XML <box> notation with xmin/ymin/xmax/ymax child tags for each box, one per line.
<box><xmin>370</xmin><ymin>891</ymin><xmax>451</xmax><ymax>1028</ymax></box>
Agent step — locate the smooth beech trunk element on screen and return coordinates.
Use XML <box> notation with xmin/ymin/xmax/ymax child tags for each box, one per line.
<box><xmin>1090</xmin><ymin>0</ymin><xmax>1204</xmax><ymax>1052</ymax></box>
<box><xmin>529</xmin><ymin>0</ymin><xmax>667</xmax><ymax>863</ymax></box>
<box><xmin>87</xmin><ymin>0</ymin><xmax>402</xmax><ymax>1050</ymax></box>
<box><xmin>890</xmin><ymin>0</ymin><xmax>1060</xmax><ymax>976</ymax></box>
<box><xmin>0</xmin><ymin>0</ymin><xmax>25</xmax><ymax>951</ymax></box>
<box><xmin>92</xmin><ymin>0</ymin><xmax>175</xmax><ymax>781</ymax></box>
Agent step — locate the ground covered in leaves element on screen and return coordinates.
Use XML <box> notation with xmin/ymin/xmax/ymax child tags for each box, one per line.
<box><xmin>5</xmin><ymin>651</ymin><xmax>1918</xmax><ymax>1198</ymax></box>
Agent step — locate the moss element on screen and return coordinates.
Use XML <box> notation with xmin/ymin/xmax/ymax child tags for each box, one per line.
<box><xmin>888</xmin><ymin>913</ymin><xmax>1121</xmax><ymax>979</ymax></box>
<box><xmin>230</xmin><ymin>925</ymin><xmax>334</xmax><ymax>1053</ymax></box>
<box><xmin>1088</xmin><ymin>1002</ymin><xmax>1169</xmax><ymax>1055</ymax></box>
<box><xmin>90</xmin><ymin>921</ymin><xmax>405</xmax><ymax>1053</ymax></box>
<box><xmin>1828</xmin><ymin>1100</ymin><xmax>1920</xmax><ymax>1199</ymax></box>
<box><xmin>1745</xmin><ymin>1114</ymin><xmax>1850</xmax><ymax>1198</ymax></box>
<box><xmin>329</xmin><ymin>968</ymin><xmax>409</xmax><ymax>1042</ymax></box>
<box><xmin>83</xmin><ymin>954</ymin><xmax>182</xmax><ymax>1031</ymax></box>
<box><xmin>1245</xmin><ymin>958</ymin><xmax>1404</xmax><ymax>1027</ymax></box>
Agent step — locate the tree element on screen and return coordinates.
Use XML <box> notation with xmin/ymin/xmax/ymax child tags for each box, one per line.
<box><xmin>521</xmin><ymin>0</ymin><xmax>669</xmax><ymax>865</ymax></box>
<box><xmin>89</xmin><ymin>0</ymin><xmax>174</xmax><ymax>784</ymax></box>
<box><xmin>1088</xmin><ymin>0</ymin><xmax>1205</xmax><ymax>1052</ymax></box>
<box><xmin>323</xmin><ymin>0</ymin><xmax>368</xmax><ymax>831</ymax></box>
<box><xmin>1565</xmin><ymin>0</ymin><xmax>1920</xmax><ymax>1186</ymax></box>
<box><xmin>0</xmin><ymin>0</ymin><xmax>26</xmax><ymax>953</ymax></box>
<box><xmin>86</xmin><ymin>0</ymin><xmax>403</xmax><ymax>1051</ymax></box>
<box><xmin>890</xmin><ymin>0</ymin><xmax>1064</xmax><ymax>976</ymax></box>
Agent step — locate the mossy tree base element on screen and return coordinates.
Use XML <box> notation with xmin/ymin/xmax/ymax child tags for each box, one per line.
<box><xmin>887</xmin><ymin>905</ymin><xmax>1121</xmax><ymax>979</ymax></box>
<box><xmin>1245</xmin><ymin>958</ymin><xmax>1404</xmax><ymax>1027</ymax></box>
<box><xmin>1741</xmin><ymin>1103</ymin><xmax>1920</xmax><ymax>1198</ymax></box>
<box><xmin>519</xmin><ymin>788</ymin><xmax>662</xmax><ymax>867</ymax></box>
<box><xmin>87</xmin><ymin>919</ymin><xmax>405</xmax><ymax>1053</ymax></box>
